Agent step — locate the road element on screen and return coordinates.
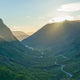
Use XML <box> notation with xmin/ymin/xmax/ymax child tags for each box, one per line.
<box><xmin>61</xmin><ymin>65</ymin><xmax>73</xmax><ymax>78</ymax></box>
<box><xmin>55</xmin><ymin>55</ymin><xmax>73</xmax><ymax>78</ymax></box>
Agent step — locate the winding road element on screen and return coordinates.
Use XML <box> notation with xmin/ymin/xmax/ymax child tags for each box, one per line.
<box><xmin>61</xmin><ymin>65</ymin><xmax>73</xmax><ymax>78</ymax></box>
<box><xmin>55</xmin><ymin>55</ymin><xmax>73</xmax><ymax>78</ymax></box>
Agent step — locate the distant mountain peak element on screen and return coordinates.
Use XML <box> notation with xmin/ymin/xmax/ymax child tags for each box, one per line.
<box><xmin>12</xmin><ymin>31</ymin><xmax>29</xmax><ymax>41</ymax></box>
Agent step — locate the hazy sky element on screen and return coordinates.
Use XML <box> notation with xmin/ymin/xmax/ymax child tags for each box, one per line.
<box><xmin>0</xmin><ymin>0</ymin><xmax>80</xmax><ymax>33</ymax></box>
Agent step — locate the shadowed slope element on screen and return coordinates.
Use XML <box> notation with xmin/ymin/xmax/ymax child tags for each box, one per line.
<box><xmin>22</xmin><ymin>20</ymin><xmax>80</xmax><ymax>51</ymax></box>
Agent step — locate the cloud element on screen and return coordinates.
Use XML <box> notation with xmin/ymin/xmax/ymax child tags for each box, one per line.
<box><xmin>26</xmin><ymin>16</ymin><xmax>31</xmax><ymax>18</ymax></box>
<box><xmin>57</xmin><ymin>2</ymin><xmax>80</xmax><ymax>12</ymax></box>
<box><xmin>38</xmin><ymin>17</ymin><xmax>46</xmax><ymax>20</ymax></box>
<box><xmin>49</xmin><ymin>16</ymin><xmax>74</xmax><ymax>23</ymax></box>
<box><xmin>74</xmin><ymin>15</ymin><xmax>80</xmax><ymax>20</ymax></box>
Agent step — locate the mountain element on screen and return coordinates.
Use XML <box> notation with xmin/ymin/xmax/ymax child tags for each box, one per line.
<box><xmin>0</xmin><ymin>18</ymin><xmax>47</xmax><ymax>80</ymax></box>
<box><xmin>12</xmin><ymin>31</ymin><xmax>29</xmax><ymax>41</ymax></box>
<box><xmin>21</xmin><ymin>20</ymin><xmax>80</xmax><ymax>79</ymax></box>
<box><xmin>0</xmin><ymin>18</ymin><xmax>39</xmax><ymax>66</ymax></box>
<box><xmin>0</xmin><ymin>18</ymin><xmax>63</xmax><ymax>80</ymax></box>
<box><xmin>22</xmin><ymin>20</ymin><xmax>80</xmax><ymax>51</ymax></box>
<box><xmin>0</xmin><ymin>19</ymin><xmax>17</xmax><ymax>42</ymax></box>
<box><xmin>0</xmin><ymin>19</ymin><xmax>80</xmax><ymax>80</ymax></box>
<box><xmin>27</xmin><ymin>32</ymin><xmax>34</xmax><ymax>35</ymax></box>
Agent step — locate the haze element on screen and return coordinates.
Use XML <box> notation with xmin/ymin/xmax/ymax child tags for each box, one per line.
<box><xmin>0</xmin><ymin>0</ymin><xmax>80</xmax><ymax>33</ymax></box>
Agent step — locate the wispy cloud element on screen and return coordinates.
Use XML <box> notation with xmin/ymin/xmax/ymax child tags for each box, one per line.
<box><xmin>26</xmin><ymin>16</ymin><xmax>31</xmax><ymax>18</ymax></box>
<box><xmin>38</xmin><ymin>17</ymin><xmax>46</xmax><ymax>20</ymax></box>
<box><xmin>57</xmin><ymin>2</ymin><xmax>80</xmax><ymax>12</ymax></box>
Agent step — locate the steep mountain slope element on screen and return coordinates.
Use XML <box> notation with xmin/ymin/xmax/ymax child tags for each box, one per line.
<box><xmin>12</xmin><ymin>31</ymin><xmax>29</xmax><ymax>41</ymax></box>
<box><xmin>0</xmin><ymin>19</ymin><xmax>39</xmax><ymax>66</ymax></box>
<box><xmin>22</xmin><ymin>20</ymin><xmax>80</xmax><ymax>51</ymax></box>
<box><xmin>0</xmin><ymin>19</ymin><xmax>16</xmax><ymax>42</ymax></box>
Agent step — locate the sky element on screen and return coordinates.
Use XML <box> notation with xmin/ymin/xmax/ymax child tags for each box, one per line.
<box><xmin>0</xmin><ymin>0</ymin><xmax>80</xmax><ymax>33</ymax></box>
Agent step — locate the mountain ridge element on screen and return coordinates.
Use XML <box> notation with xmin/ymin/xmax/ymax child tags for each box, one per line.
<box><xmin>13</xmin><ymin>31</ymin><xmax>29</xmax><ymax>41</ymax></box>
<box><xmin>22</xmin><ymin>20</ymin><xmax>80</xmax><ymax>50</ymax></box>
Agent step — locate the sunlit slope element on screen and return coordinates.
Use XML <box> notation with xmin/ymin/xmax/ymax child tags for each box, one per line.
<box><xmin>0</xmin><ymin>19</ymin><xmax>17</xmax><ymax>42</ymax></box>
<box><xmin>13</xmin><ymin>31</ymin><xmax>29</xmax><ymax>41</ymax></box>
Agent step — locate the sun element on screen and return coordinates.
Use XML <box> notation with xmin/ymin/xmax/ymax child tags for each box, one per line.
<box><xmin>49</xmin><ymin>16</ymin><xmax>74</xmax><ymax>23</ymax></box>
